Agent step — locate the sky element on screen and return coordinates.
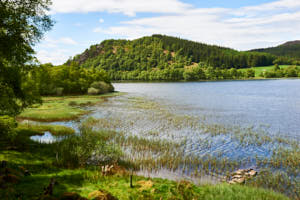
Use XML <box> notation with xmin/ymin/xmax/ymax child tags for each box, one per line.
<box><xmin>36</xmin><ymin>0</ymin><xmax>300</xmax><ymax>65</ymax></box>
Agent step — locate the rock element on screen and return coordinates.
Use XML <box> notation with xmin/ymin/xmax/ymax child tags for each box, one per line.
<box><xmin>232</xmin><ymin>177</ymin><xmax>245</xmax><ymax>184</ymax></box>
<box><xmin>247</xmin><ymin>169</ymin><xmax>257</xmax><ymax>177</ymax></box>
<box><xmin>232</xmin><ymin>169</ymin><xmax>244</xmax><ymax>175</ymax></box>
<box><xmin>88</xmin><ymin>189</ymin><xmax>118</xmax><ymax>200</ymax></box>
<box><xmin>227</xmin><ymin>168</ymin><xmax>257</xmax><ymax>184</ymax></box>
<box><xmin>232</xmin><ymin>174</ymin><xmax>243</xmax><ymax>179</ymax></box>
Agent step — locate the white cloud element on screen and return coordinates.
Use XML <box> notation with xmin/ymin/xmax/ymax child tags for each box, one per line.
<box><xmin>99</xmin><ymin>18</ymin><xmax>104</xmax><ymax>23</ymax></box>
<box><xmin>36</xmin><ymin>49</ymin><xmax>70</xmax><ymax>65</ymax></box>
<box><xmin>51</xmin><ymin>0</ymin><xmax>191</xmax><ymax>16</ymax></box>
<box><xmin>40</xmin><ymin>0</ymin><xmax>300</xmax><ymax>64</ymax></box>
<box><xmin>96</xmin><ymin>0</ymin><xmax>300</xmax><ymax>50</ymax></box>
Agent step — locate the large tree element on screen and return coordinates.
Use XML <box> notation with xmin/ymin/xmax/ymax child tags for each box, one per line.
<box><xmin>0</xmin><ymin>0</ymin><xmax>53</xmax><ymax>116</ymax></box>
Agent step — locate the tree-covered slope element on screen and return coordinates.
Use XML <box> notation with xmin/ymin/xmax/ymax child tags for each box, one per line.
<box><xmin>67</xmin><ymin>35</ymin><xmax>275</xmax><ymax>71</ymax></box>
<box><xmin>251</xmin><ymin>40</ymin><xmax>300</xmax><ymax>59</ymax></box>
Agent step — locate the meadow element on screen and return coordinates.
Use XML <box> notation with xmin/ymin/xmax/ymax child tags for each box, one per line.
<box><xmin>240</xmin><ymin>65</ymin><xmax>292</xmax><ymax>77</ymax></box>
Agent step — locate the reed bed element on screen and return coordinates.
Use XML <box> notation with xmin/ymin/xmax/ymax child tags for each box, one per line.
<box><xmin>80</xmin><ymin>95</ymin><xmax>299</xmax><ymax>198</ymax></box>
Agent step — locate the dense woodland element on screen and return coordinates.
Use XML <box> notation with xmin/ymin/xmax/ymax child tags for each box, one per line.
<box><xmin>27</xmin><ymin>63</ymin><xmax>113</xmax><ymax>96</ymax></box>
<box><xmin>252</xmin><ymin>41</ymin><xmax>300</xmax><ymax>60</ymax></box>
<box><xmin>261</xmin><ymin>65</ymin><xmax>300</xmax><ymax>78</ymax></box>
<box><xmin>66</xmin><ymin>35</ymin><xmax>278</xmax><ymax>81</ymax></box>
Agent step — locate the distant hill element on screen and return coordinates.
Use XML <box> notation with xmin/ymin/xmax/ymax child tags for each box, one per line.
<box><xmin>67</xmin><ymin>35</ymin><xmax>275</xmax><ymax>71</ymax></box>
<box><xmin>251</xmin><ymin>40</ymin><xmax>300</xmax><ymax>59</ymax></box>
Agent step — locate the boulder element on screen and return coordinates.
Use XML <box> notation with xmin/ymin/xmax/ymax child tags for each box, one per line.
<box><xmin>227</xmin><ymin>168</ymin><xmax>257</xmax><ymax>184</ymax></box>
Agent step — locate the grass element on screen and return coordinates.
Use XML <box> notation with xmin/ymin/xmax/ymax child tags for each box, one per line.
<box><xmin>240</xmin><ymin>65</ymin><xmax>292</xmax><ymax>77</ymax></box>
<box><xmin>82</xmin><ymin>96</ymin><xmax>300</xmax><ymax>199</ymax></box>
<box><xmin>17</xmin><ymin>123</ymin><xmax>75</xmax><ymax>136</ymax></box>
<box><xmin>0</xmin><ymin>130</ymin><xmax>289</xmax><ymax>200</ymax></box>
<box><xmin>17</xmin><ymin>92</ymin><xmax>124</xmax><ymax>122</ymax></box>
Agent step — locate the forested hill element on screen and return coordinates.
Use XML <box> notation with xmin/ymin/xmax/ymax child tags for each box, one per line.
<box><xmin>251</xmin><ymin>40</ymin><xmax>300</xmax><ymax>59</ymax></box>
<box><xmin>67</xmin><ymin>35</ymin><xmax>275</xmax><ymax>70</ymax></box>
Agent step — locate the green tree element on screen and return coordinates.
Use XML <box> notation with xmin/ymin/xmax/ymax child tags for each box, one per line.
<box><xmin>0</xmin><ymin>0</ymin><xmax>53</xmax><ymax>116</ymax></box>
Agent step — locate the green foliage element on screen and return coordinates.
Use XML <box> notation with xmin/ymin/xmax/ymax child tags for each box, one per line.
<box><xmin>18</xmin><ymin>94</ymin><xmax>122</xmax><ymax>122</ymax></box>
<box><xmin>0</xmin><ymin>115</ymin><xmax>17</xmax><ymax>140</ymax></box>
<box><xmin>252</xmin><ymin>41</ymin><xmax>300</xmax><ymax>60</ymax></box>
<box><xmin>261</xmin><ymin>65</ymin><xmax>300</xmax><ymax>78</ymax></box>
<box><xmin>87</xmin><ymin>87</ymin><xmax>100</xmax><ymax>95</ymax></box>
<box><xmin>27</xmin><ymin>63</ymin><xmax>112</xmax><ymax>95</ymax></box>
<box><xmin>89</xmin><ymin>81</ymin><xmax>114</xmax><ymax>95</ymax></box>
<box><xmin>66</xmin><ymin>35</ymin><xmax>275</xmax><ymax>81</ymax></box>
<box><xmin>55</xmin><ymin>126</ymin><xmax>122</xmax><ymax>168</ymax></box>
<box><xmin>0</xmin><ymin>0</ymin><xmax>53</xmax><ymax>116</ymax></box>
<box><xmin>17</xmin><ymin>123</ymin><xmax>75</xmax><ymax>136</ymax></box>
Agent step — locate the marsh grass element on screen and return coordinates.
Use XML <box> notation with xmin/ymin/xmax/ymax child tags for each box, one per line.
<box><xmin>17</xmin><ymin>92</ymin><xmax>124</xmax><ymax>122</ymax></box>
<box><xmin>80</xmin><ymin>95</ymin><xmax>300</xmax><ymax>199</ymax></box>
<box><xmin>17</xmin><ymin>123</ymin><xmax>75</xmax><ymax>136</ymax></box>
<box><xmin>0</xmin><ymin>128</ymin><xmax>290</xmax><ymax>200</ymax></box>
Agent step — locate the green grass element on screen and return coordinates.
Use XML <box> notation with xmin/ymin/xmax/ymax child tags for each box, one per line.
<box><xmin>17</xmin><ymin>92</ymin><xmax>124</xmax><ymax>122</ymax></box>
<box><xmin>17</xmin><ymin>123</ymin><xmax>75</xmax><ymax>136</ymax></box>
<box><xmin>240</xmin><ymin>65</ymin><xmax>292</xmax><ymax>77</ymax></box>
<box><xmin>0</xmin><ymin>128</ymin><xmax>289</xmax><ymax>200</ymax></box>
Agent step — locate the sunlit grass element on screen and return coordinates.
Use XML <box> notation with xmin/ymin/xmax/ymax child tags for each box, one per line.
<box><xmin>17</xmin><ymin>92</ymin><xmax>124</xmax><ymax>122</ymax></box>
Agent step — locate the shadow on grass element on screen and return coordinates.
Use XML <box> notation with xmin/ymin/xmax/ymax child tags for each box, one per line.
<box><xmin>0</xmin><ymin>130</ymin><xmax>88</xmax><ymax>199</ymax></box>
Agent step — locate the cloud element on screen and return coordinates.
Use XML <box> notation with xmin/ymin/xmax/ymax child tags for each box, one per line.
<box><xmin>51</xmin><ymin>0</ymin><xmax>191</xmax><ymax>16</ymax></box>
<box><xmin>97</xmin><ymin>0</ymin><xmax>300</xmax><ymax>50</ymax></box>
<box><xmin>40</xmin><ymin>0</ymin><xmax>300</xmax><ymax>64</ymax></box>
<box><xmin>99</xmin><ymin>18</ymin><xmax>104</xmax><ymax>23</ymax></box>
<box><xmin>36</xmin><ymin>49</ymin><xmax>70</xmax><ymax>65</ymax></box>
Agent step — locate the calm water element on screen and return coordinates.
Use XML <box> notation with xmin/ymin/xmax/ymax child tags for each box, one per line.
<box><xmin>113</xmin><ymin>79</ymin><xmax>300</xmax><ymax>140</ymax></box>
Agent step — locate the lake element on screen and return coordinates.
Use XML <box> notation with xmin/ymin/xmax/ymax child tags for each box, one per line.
<box><xmin>32</xmin><ymin>79</ymin><xmax>299</xmax><ymax>188</ymax></box>
<box><xmin>114</xmin><ymin>79</ymin><xmax>300</xmax><ymax>140</ymax></box>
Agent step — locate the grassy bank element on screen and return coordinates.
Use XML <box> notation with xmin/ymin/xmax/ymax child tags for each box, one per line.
<box><xmin>240</xmin><ymin>65</ymin><xmax>292</xmax><ymax>77</ymax></box>
<box><xmin>17</xmin><ymin>92</ymin><xmax>123</xmax><ymax>122</ymax></box>
<box><xmin>0</xmin><ymin>128</ymin><xmax>289</xmax><ymax>200</ymax></box>
<box><xmin>17</xmin><ymin>123</ymin><xmax>75</xmax><ymax>136</ymax></box>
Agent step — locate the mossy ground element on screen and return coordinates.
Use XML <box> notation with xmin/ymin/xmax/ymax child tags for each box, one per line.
<box><xmin>17</xmin><ymin>92</ymin><xmax>124</xmax><ymax>122</ymax></box>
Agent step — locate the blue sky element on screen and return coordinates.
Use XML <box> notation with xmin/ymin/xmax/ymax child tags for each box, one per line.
<box><xmin>36</xmin><ymin>0</ymin><xmax>300</xmax><ymax>64</ymax></box>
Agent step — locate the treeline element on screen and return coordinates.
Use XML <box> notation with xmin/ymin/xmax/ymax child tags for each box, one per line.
<box><xmin>26</xmin><ymin>63</ymin><xmax>114</xmax><ymax>96</ymax></box>
<box><xmin>67</xmin><ymin>35</ymin><xmax>276</xmax><ymax>80</ymax></box>
<box><xmin>108</xmin><ymin>64</ymin><xmax>255</xmax><ymax>81</ymax></box>
<box><xmin>261</xmin><ymin>65</ymin><xmax>300</xmax><ymax>78</ymax></box>
<box><xmin>252</xmin><ymin>41</ymin><xmax>300</xmax><ymax>60</ymax></box>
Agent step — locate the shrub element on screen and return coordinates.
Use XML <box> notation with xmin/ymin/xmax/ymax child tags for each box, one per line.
<box><xmin>68</xmin><ymin>101</ymin><xmax>78</xmax><ymax>106</ymax></box>
<box><xmin>87</xmin><ymin>87</ymin><xmax>100</xmax><ymax>95</ymax></box>
<box><xmin>89</xmin><ymin>81</ymin><xmax>114</xmax><ymax>94</ymax></box>
<box><xmin>0</xmin><ymin>115</ymin><xmax>17</xmax><ymax>141</ymax></box>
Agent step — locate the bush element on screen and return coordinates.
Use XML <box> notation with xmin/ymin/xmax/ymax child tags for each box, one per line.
<box><xmin>0</xmin><ymin>115</ymin><xmax>17</xmax><ymax>141</ymax></box>
<box><xmin>89</xmin><ymin>81</ymin><xmax>114</xmax><ymax>94</ymax></box>
<box><xmin>68</xmin><ymin>101</ymin><xmax>78</xmax><ymax>106</ymax></box>
<box><xmin>87</xmin><ymin>87</ymin><xmax>100</xmax><ymax>95</ymax></box>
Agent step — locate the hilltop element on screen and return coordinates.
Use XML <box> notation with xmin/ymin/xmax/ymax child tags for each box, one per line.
<box><xmin>65</xmin><ymin>35</ymin><xmax>277</xmax><ymax>81</ymax></box>
<box><xmin>251</xmin><ymin>40</ymin><xmax>300</xmax><ymax>60</ymax></box>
